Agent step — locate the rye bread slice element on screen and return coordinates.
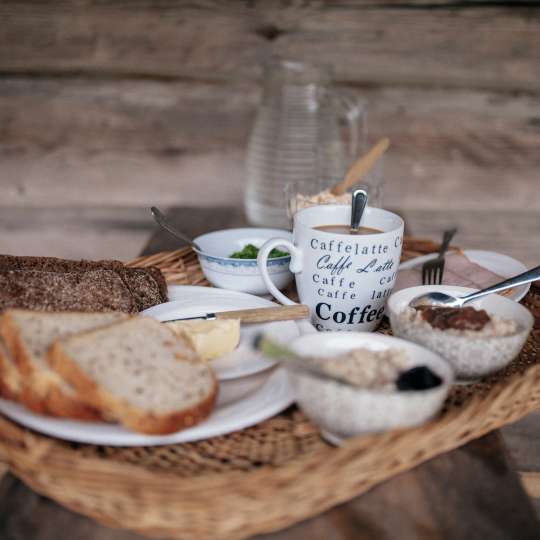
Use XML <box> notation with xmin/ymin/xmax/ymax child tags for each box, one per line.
<box><xmin>0</xmin><ymin>269</ymin><xmax>137</xmax><ymax>313</ymax></box>
<box><xmin>140</xmin><ymin>266</ymin><xmax>168</xmax><ymax>304</ymax></box>
<box><xmin>48</xmin><ymin>317</ymin><xmax>218</xmax><ymax>435</ymax></box>
<box><xmin>0</xmin><ymin>254</ymin><xmax>167</xmax><ymax>312</ymax></box>
<box><xmin>118</xmin><ymin>268</ymin><xmax>166</xmax><ymax>311</ymax></box>
<box><xmin>0</xmin><ymin>310</ymin><xmax>128</xmax><ymax>420</ymax></box>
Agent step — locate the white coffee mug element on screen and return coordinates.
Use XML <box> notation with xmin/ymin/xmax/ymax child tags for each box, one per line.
<box><xmin>257</xmin><ymin>205</ymin><xmax>404</xmax><ymax>332</ymax></box>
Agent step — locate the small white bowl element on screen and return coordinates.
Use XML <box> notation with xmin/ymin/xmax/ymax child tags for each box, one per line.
<box><xmin>387</xmin><ymin>285</ymin><xmax>534</xmax><ymax>380</ymax></box>
<box><xmin>288</xmin><ymin>332</ymin><xmax>453</xmax><ymax>443</ymax></box>
<box><xmin>193</xmin><ymin>228</ymin><xmax>293</xmax><ymax>295</ymax></box>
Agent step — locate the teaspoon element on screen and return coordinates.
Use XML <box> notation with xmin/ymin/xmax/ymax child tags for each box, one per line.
<box><xmin>350</xmin><ymin>189</ymin><xmax>369</xmax><ymax>234</ymax></box>
<box><xmin>150</xmin><ymin>206</ymin><xmax>203</xmax><ymax>252</ymax></box>
<box><xmin>409</xmin><ymin>265</ymin><xmax>540</xmax><ymax>309</ymax></box>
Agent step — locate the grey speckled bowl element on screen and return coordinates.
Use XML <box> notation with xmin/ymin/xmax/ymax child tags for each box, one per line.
<box><xmin>387</xmin><ymin>286</ymin><xmax>534</xmax><ymax>381</ymax></box>
<box><xmin>288</xmin><ymin>333</ymin><xmax>453</xmax><ymax>443</ymax></box>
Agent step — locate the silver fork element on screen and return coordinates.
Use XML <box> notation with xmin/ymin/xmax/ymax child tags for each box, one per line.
<box><xmin>422</xmin><ymin>228</ymin><xmax>457</xmax><ymax>285</ymax></box>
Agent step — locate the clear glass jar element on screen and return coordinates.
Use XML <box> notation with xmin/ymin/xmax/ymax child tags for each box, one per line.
<box><xmin>244</xmin><ymin>59</ymin><xmax>375</xmax><ymax>228</ymax></box>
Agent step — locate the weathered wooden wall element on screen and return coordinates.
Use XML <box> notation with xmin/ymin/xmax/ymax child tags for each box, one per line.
<box><xmin>0</xmin><ymin>0</ymin><xmax>539</xmax><ymax>212</ymax></box>
<box><xmin>0</xmin><ymin>1</ymin><xmax>540</xmax><ymax>520</ymax></box>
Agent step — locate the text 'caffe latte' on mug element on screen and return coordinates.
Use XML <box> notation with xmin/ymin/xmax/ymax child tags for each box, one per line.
<box><xmin>257</xmin><ymin>205</ymin><xmax>404</xmax><ymax>332</ymax></box>
<box><xmin>314</xmin><ymin>225</ymin><xmax>381</xmax><ymax>235</ymax></box>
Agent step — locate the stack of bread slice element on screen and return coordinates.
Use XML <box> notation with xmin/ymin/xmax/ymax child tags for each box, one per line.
<box><xmin>0</xmin><ymin>254</ymin><xmax>168</xmax><ymax>313</ymax></box>
<box><xmin>0</xmin><ymin>310</ymin><xmax>218</xmax><ymax>435</ymax></box>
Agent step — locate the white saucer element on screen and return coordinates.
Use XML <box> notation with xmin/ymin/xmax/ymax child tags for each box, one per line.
<box><xmin>0</xmin><ymin>369</ymin><xmax>294</xmax><ymax>446</ymax></box>
<box><xmin>145</xmin><ymin>286</ymin><xmax>315</xmax><ymax>380</ymax></box>
<box><xmin>399</xmin><ymin>249</ymin><xmax>529</xmax><ymax>302</ymax></box>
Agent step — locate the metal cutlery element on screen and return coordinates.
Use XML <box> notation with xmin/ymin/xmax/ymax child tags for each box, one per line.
<box><xmin>150</xmin><ymin>206</ymin><xmax>203</xmax><ymax>252</ymax></box>
<box><xmin>254</xmin><ymin>334</ymin><xmax>360</xmax><ymax>388</ymax></box>
<box><xmin>254</xmin><ymin>334</ymin><xmax>442</xmax><ymax>391</ymax></box>
<box><xmin>350</xmin><ymin>189</ymin><xmax>368</xmax><ymax>234</ymax></box>
<box><xmin>163</xmin><ymin>304</ymin><xmax>310</xmax><ymax>324</ymax></box>
<box><xmin>411</xmin><ymin>264</ymin><xmax>540</xmax><ymax>308</ymax></box>
<box><xmin>421</xmin><ymin>228</ymin><xmax>457</xmax><ymax>285</ymax></box>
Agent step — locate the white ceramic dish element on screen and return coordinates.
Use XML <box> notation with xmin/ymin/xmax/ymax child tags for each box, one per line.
<box><xmin>143</xmin><ymin>286</ymin><xmax>314</xmax><ymax>405</ymax></box>
<box><xmin>166</xmin><ymin>285</ymin><xmax>317</xmax><ymax>339</ymax></box>
<box><xmin>193</xmin><ymin>228</ymin><xmax>294</xmax><ymax>295</ymax></box>
<box><xmin>288</xmin><ymin>333</ymin><xmax>453</xmax><ymax>444</ymax></box>
<box><xmin>387</xmin><ymin>285</ymin><xmax>534</xmax><ymax>380</ymax></box>
<box><xmin>0</xmin><ymin>369</ymin><xmax>293</xmax><ymax>446</ymax></box>
<box><xmin>399</xmin><ymin>249</ymin><xmax>530</xmax><ymax>302</ymax></box>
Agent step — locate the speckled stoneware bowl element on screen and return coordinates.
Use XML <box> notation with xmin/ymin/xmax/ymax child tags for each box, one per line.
<box><xmin>387</xmin><ymin>285</ymin><xmax>534</xmax><ymax>381</ymax></box>
<box><xmin>288</xmin><ymin>333</ymin><xmax>453</xmax><ymax>444</ymax></box>
<box><xmin>193</xmin><ymin>228</ymin><xmax>293</xmax><ymax>295</ymax></box>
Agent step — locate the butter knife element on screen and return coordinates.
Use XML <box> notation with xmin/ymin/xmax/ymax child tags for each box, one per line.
<box><xmin>163</xmin><ymin>304</ymin><xmax>310</xmax><ymax>325</ymax></box>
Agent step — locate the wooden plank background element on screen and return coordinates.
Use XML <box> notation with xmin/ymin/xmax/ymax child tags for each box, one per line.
<box><xmin>0</xmin><ymin>1</ymin><xmax>539</xmax><ymax>212</ymax></box>
<box><xmin>0</xmin><ymin>0</ymin><xmax>539</xmax><ymax>524</ymax></box>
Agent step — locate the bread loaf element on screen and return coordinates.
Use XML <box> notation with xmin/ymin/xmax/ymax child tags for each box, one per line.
<box><xmin>0</xmin><ymin>254</ymin><xmax>167</xmax><ymax>313</ymax></box>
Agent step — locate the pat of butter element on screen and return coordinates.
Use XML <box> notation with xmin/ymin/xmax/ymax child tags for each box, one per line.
<box><xmin>166</xmin><ymin>319</ymin><xmax>241</xmax><ymax>361</ymax></box>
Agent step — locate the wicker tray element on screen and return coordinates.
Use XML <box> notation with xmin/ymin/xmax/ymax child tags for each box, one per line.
<box><xmin>0</xmin><ymin>238</ymin><xmax>539</xmax><ymax>540</ymax></box>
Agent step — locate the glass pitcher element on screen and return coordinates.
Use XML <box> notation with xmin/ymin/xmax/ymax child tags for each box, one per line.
<box><xmin>244</xmin><ymin>59</ymin><xmax>371</xmax><ymax>228</ymax></box>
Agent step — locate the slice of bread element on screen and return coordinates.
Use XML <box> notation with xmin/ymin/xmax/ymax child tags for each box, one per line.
<box><xmin>0</xmin><ymin>337</ymin><xmax>21</xmax><ymax>401</ymax></box>
<box><xmin>0</xmin><ymin>309</ymin><xmax>128</xmax><ymax>419</ymax></box>
<box><xmin>48</xmin><ymin>317</ymin><xmax>218</xmax><ymax>435</ymax></box>
<box><xmin>118</xmin><ymin>267</ymin><xmax>166</xmax><ymax>311</ymax></box>
<box><xmin>0</xmin><ymin>254</ymin><xmax>167</xmax><ymax>313</ymax></box>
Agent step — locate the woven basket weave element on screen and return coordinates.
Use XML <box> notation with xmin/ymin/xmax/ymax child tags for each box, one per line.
<box><xmin>0</xmin><ymin>238</ymin><xmax>539</xmax><ymax>540</ymax></box>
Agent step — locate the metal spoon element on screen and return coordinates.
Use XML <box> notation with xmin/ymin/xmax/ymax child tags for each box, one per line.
<box><xmin>410</xmin><ymin>265</ymin><xmax>540</xmax><ymax>309</ymax></box>
<box><xmin>350</xmin><ymin>189</ymin><xmax>368</xmax><ymax>234</ymax></box>
<box><xmin>150</xmin><ymin>206</ymin><xmax>203</xmax><ymax>252</ymax></box>
<box><xmin>254</xmin><ymin>334</ymin><xmax>442</xmax><ymax>391</ymax></box>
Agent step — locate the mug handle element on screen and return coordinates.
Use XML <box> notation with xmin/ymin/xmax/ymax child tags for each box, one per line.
<box><xmin>257</xmin><ymin>238</ymin><xmax>302</xmax><ymax>305</ymax></box>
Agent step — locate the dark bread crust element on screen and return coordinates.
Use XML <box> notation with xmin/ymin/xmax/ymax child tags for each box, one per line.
<box><xmin>0</xmin><ymin>382</ymin><xmax>17</xmax><ymax>402</ymax></box>
<box><xmin>0</xmin><ymin>340</ymin><xmax>19</xmax><ymax>401</ymax></box>
<box><xmin>46</xmin><ymin>385</ymin><xmax>103</xmax><ymax>422</ymax></box>
<box><xmin>48</xmin><ymin>329</ymin><xmax>218</xmax><ymax>435</ymax></box>
<box><xmin>0</xmin><ymin>254</ymin><xmax>124</xmax><ymax>273</ymax></box>
<box><xmin>0</xmin><ymin>312</ymin><xmax>32</xmax><ymax>376</ymax></box>
<box><xmin>0</xmin><ymin>255</ymin><xmax>167</xmax><ymax>313</ymax></box>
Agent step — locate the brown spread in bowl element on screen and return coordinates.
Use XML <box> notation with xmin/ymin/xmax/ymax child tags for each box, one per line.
<box><xmin>417</xmin><ymin>306</ymin><xmax>491</xmax><ymax>332</ymax></box>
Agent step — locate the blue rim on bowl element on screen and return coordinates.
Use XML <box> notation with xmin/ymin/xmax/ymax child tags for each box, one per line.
<box><xmin>193</xmin><ymin>228</ymin><xmax>291</xmax><ymax>264</ymax></box>
<box><xmin>191</xmin><ymin>228</ymin><xmax>294</xmax><ymax>294</ymax></box>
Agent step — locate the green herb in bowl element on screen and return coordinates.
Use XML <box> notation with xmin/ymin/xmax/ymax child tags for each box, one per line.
<box><xmin>230</xmin><ymin>244</ymin><xmax>289</xmax><ymax>260</ymax></box>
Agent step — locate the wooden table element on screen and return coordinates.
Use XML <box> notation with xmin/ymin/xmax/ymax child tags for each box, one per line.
<box><xmin>0</xmin><ymin>206</ymin><xmax>539</xmax><ymax>540</ymax></box>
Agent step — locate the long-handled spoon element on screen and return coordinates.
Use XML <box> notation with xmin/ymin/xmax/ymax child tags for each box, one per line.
<box><xmin>150</xmin><ymin>206</ymin><xmax>203</xmax><ymax>252</ymax></box>
<box><xmin>410</xmin><ymin>265</ymin><xmax>540</xmax><ymax>309</ymax></box>
<box><xmin>331</xmin><ymin>137</ymin><xmax>390</xmax><ymax>196</ymax></box>
<box><xmin>350</xmin><ymin>189</ymin><xmax>368</xmax><ymax>234</ymax></box>
<box><xmin>255</xmin><ymin>335</ymin><xmax>442</xmax><ymax>391</ymax></box>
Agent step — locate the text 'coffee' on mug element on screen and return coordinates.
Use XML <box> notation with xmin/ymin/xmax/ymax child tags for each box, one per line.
<box><xmin>257</xmin><ymin>204</ymin><xmax>404</xmax><ymax>332</ymax></box>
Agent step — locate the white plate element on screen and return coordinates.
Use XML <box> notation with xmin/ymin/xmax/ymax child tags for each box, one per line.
<box><xmin>0</xmin><ymin>368</ymin><xmax>293</xmax><ymax>446</ymax></box>
<box><xmin>399</xmin><ymin>249</ymin><xmax>529</xmax><ymax>302</ymax></box>
<box><xmin>145</xmin><ymin>286</ymin><xmax>315</xmax><ymax>380</ymax></box>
